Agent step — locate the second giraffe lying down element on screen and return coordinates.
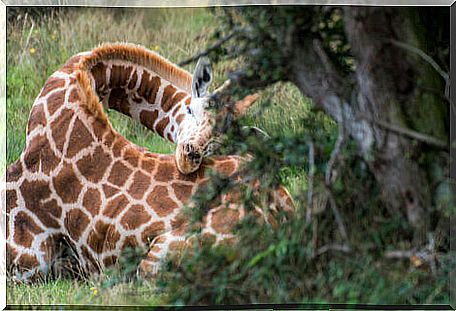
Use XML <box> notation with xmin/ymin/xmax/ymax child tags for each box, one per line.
<box><xmin>5</xmin><ymin>43</ymin><xmax>295</xmax><ymax>282</ymax></box>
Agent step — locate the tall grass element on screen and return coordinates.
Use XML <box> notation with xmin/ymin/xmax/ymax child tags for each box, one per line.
<box><xmin>7</xmin><ymin>7</ymin><xmax>314</xmax><ymax>306</ymax></box>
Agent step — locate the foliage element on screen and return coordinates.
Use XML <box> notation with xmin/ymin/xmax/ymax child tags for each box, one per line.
<box><xmin>6</xmin><ymin>6</ymin><xmax>453</xmax><ymax>307</ymax></box>
<box><xmin>155</xmin><ymin>6</ymin><xmax>453</xmax><ymax>306</ymax></box>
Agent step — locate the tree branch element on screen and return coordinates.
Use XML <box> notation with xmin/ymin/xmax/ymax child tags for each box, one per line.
<box><xmin>313</xmin><ymin>243</ymin><xmax>352</xmax><ymax>258</ymax></box>
<box><xmin>306</xmin><ymin>140</ymin><xmax>314</xmax><ymax>225</ymax></box>
<box><xmin>178</xmin><ymin>29</ymin><xmax>240</xmax><ymax>67</ymax></box>
<box><xmin>357</xmin><ymin>112</ymin><xmax>448</xmax><ymax>151</ymax></box>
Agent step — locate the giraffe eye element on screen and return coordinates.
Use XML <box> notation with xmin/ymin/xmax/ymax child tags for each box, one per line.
<box><xmin>187</xmin><ymin>106</ymin><xmax>192</xmax><ymax>115</ymax></box>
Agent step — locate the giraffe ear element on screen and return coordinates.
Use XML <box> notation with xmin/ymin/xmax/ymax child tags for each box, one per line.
<box><xmin>233</xmin><ymin>94</ymin><xmax>260</xmax><ymax>117</ymax></box>
<box><xmin>192</xmin><ymin>57</ymin><xmax>212</xmax><ymax>98</ymax></box>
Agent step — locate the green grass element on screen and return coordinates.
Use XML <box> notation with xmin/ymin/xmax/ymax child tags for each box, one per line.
<box><xmin>7</xmin><ymin>279</ymin><xmax>162</xmax><ymax>306</ymax></box>
<box><xmin>7</xmin><ymin>7</ymin><xmax>315</xmax><ymax>306</ymax></box>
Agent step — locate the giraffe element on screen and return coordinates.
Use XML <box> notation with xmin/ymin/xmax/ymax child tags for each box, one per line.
<box><xmin>4</xmin><ymin>43</ymin><xmax>295</xmax><ymax>282</ymax></box>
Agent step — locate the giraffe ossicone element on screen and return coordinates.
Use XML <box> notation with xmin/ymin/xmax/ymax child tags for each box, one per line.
<box><xmin>4</xmin><ymin>43</ymin><xmax>294</xmax><ymax>282</ymax></box>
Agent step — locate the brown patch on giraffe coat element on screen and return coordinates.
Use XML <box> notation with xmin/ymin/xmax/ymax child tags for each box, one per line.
<box><xmin>6</xmin><ymin>161</ymin><xmax>23</xmax><ymax>182</ymax></box>
<box><xmin>120</xmin><ymin>204</ymin><xmax>151</xmax><ymax>230</ymax></box>
<box><xmin>200</xmin><ymin>232</ymin><xmax>216</xmax><ymax>246</ymax></box>
<box><xmin>168</xmin><ymin>241</ymin><xmax>186</xmax><ymax>252</ymax></box>
<box><xmin>108</xmin><ymin>161</ymin><xmax>132</xmax><ymax>187</ymax></box>
<box><xmin>46</xmin><ymin>90</ymin><xmax>65</xmax><ymax>116</ymax></box>
<box><xmin>137</xmin><ymin>71</ymin><xmax>151</xmax><ymax>98</ymax></box>
<box><xmin>147</xmin><ymin>76</ymin><xmax>161</xmax><ymax>105</ymax></box>
<box><xmin>161</xmin><ymin>85</ymin><xmax>177</xmax><ymax>112</ymax></box>
<box><xmin>60</xmin><ymin>55</ymin><xmax>83</xmax><ymax>74</ymax></box>
<box><xmin>53</xmin><ymin>162</ymin><xmax>83</xmax><ymax>204</ymax></box>
<box><xmin>51</xmin><ymin>108</ymin><xmax>73</xmax><ymax>153</ymax></box>
<box><xmin>17</xmin><ymin>253</ymin><xmax>39</xmax><ymax>271</ymax></box>
<box><xmin>171</xmin><ymin>91</ymin><xmax>187</xmax><ymax>108</ymax></box>
<box><xmin>128</xmin><ymin>171</ymin><xmax>151</xmax><ymax>200</ymax></box>
<box><xmin>122</xmin><ymin>235</ymin><xmax>139</xmax><ymax>249</ymax></box>
<box><xmin>67</xmin><ymin>117</ymin><xmax>94</xmax><ymax>158</ymax></box>
<box><xmin>6</xmin><ymin>189</ymin><xmax>18</xmax><ymax>212</ymax></box>
<box><xmin>103</xmin><ymin>194</ymin><xmax>129</xmax><ymax>218</ymax></box>
<box><xmin>92</xmin><ymin>117</ymin><xmax>108</xmax><ymax>141</ymax></box>
<box><xmin>102</xmin><ymin>184</ymin><xmax>120</xmax><ymax>198</ymax></box>
<box><xmin>76</xmin><ymin>145</ymin><xmax>112</xmax><ymax>183</ymax></box>
<box><xmin>65</xmin><ymin>208</ymin><xmax>90</xmax><ymax>241</ymax></box>
<box><xmin>103</xmin><ymin>256</ymin><xmax>118</xmax><ymax>267</ymax></box>
<box><xmin>91</xmin><ymin>62</ymin><xmax>107</xmax><ymax>93</ymax></box>
<box><xmin>139</xmin><ymin>110</ymin><xmax>159</xmax><ymax>130</ymax></box>
<box><xmin>167</xmin><ymin>133</ymin><xmax>174</xmax><ymax>142</ymax></box>
<box><xmin>81</xmin><ymin>245</ymin><xmax>100</xmax><ymax>273</ymax></box>
<box><xmin>171</xmin><ymin>182</ymin><xmax>194</xmax><ymax>203</ymax></box>
<box><xmin>140</xmin><ymin>158</ymin><xmax>156</xmax><ymax>172</ymax></box>
<box><xmin>83</xmin><ymin>188</ymin><xmax>102</xmax><ymax>217</ymax></box>
<box><xmin>185</xmin><ymin>97</ymin><xmax>191</xmax><ymax>106</ymax></box>
<box><xmin>40</xmin><ymin>78</ymin><xmax>65</xmax><ymax>98</ymax></box>
<box><xmin>179</xmin><ymin>167</ymin><xmax>206</xmax><ymax>182</ymax></box>
<box><xmin>214</xmin><ymin>160</ymin><xmax>237</xmax><ymax>177</ymax></box>
<box><xmin>13</xmin><ymin>211</ymin><xmax>44</xmax><ymax>248</ymax></box>
<box><xmin>7</xmin><ymin>244</ymin><xmax>18</xmax><ymax>268</ymax></box>
<box><xmin>138</xmin><ymin>71</ymin><xmax>160</xmax><ymax>104</ymax></box>
<box><xmin>223</xmin><ymin>189</ymin><xmax>242</xmax><ymax>203</ymax></box>
<box><xmin>146</xmin><ymin>186</ymin><xmax>179</xmax><ymax>217</ymax></box>
<box><xmin>112</xmin><ymin>137</ymin><xmax>129</xmax><ymax>158</ymax></box>
<box><xmin>175</xmin><ymin>113</ymin><xmax>185</xmax><ymax>125</ymax></box>
<box><xmin>141</xmin><ymin>221</ymin><xmax>165</xmax><ymax>244</ymax></box>
<box><xmin>6</xmin><ymin>190</ymin><xmax>16</xmax><ymax>239</ymax></box>
<box><xmin>154</xmin><ymin>161</ymin><xmax>177</xmax><ymax>182</ymax></box>
<box><xmin>108</xmin><ymin>88</ymin><xmax>130</xmax><ymax>116</ymax></box>
<box><xmin>68</xmin><ymin>87</ymin><xmax>80</xmax><ymax>103</ymax></box>
<box><xmin>211</xmin><ymin>208</ymin><xmax>240</xmax><ymax>234</ymax></box>
<box><xmin>127</xmin><ymin>69</ymin><xmax>138</xmax><ymax>89</ymax></box>
<box><xmin>124</xmin><ymin>148</ymin><xmax>140</xmax><ymax>167</ymax></box>
<box><xmin>109</xmin><ymin>65</ymin><xmax>132</xmax><ymax>88</ymax></box>
<box><xmin>76</xmin><ymin>146</ymin><xmax>112</xmax><ymax>183</ymax></box>
<box><xmin>170</xmin><ymin>211</ymin><xmax>187</xmax><ymax>231</ymax></box>
<box><xmin>23</xmin><ymin>134</ymin><xmax>60</xmax><ymax>175</ymax></box>
<box><xmin>40</xmin><ymin>233</ymin><xmax>64</xmax><ymax>263</ymax></box>
<box><xmin>20</xmin><ymin>179</ymin><xmax>61</xmax><ymax>228</ymax></box>
<box><xmin>87</xmin><ymin>221</ymin><xmax>121</xmax><ymax>253</ymax></box>
<box><xmin>27</xmin><ymin>104</ymin><xmax>47</xmax><ymax>134</ymax></box>
<box><xmin>155</xmin><ymin>117</ymin><xmax>169</xmax><ymax>138</ymax></box>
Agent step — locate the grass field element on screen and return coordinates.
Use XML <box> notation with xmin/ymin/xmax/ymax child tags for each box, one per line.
<box><xmin>6</xmin><ymin>7</ymin><xmax>316</xmax><ymax>306</ymax></box>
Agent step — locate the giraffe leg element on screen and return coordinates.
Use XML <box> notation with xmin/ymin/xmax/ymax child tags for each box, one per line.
<box><xmin>7</xmin><ymin>233</ymin><xmax>60</xmax><ymax>283</ymax></box>
<box><xmin>138</xmin><ymin>229</ymin><xmax>192</xmax><ymax>278</ymax></box>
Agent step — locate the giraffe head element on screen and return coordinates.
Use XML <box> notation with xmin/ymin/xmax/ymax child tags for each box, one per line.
<box><xmin>175</xmin><ymin>58</ymin><xmax>258</xmax><ymax>174</ymax></box>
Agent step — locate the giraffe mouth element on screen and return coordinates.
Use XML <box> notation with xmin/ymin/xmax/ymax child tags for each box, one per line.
<box><xmin>175</xmin><ymin>143</ymin><xmax>203</xmax><ymax>174</ymax></box>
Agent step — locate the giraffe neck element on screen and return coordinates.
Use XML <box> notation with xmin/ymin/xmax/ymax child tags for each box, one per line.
<box><xmin>80</xmin><ymin>44</ymin><xmax>193</xmax><ymax>144</ymax></box>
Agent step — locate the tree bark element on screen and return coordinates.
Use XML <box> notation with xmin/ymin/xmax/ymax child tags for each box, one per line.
<box><xmin>286</xmin><ymin>7</ymin><xmax>447</xmax><ymax>245</ymax></box>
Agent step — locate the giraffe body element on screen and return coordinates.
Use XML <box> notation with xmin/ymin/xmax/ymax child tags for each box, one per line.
<box><xmin>4</xmin><ymin>43</ymin><xmax>294</xmax><ymax>281</ymax></box>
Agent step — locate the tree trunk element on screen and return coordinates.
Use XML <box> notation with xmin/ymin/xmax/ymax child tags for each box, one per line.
<box><xmin>287</xmin><ymin>7</ymin><xmax>448</xmax><ymax>245</ymax></box>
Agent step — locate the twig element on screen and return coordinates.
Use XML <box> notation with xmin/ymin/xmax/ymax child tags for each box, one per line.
<box><xmin>357</xmin><ymin>113</ymin><xmax>448</xmax><ymax>151</ymax></box>
<box><xmin>325</xmin><ymin>121</ymin><xmax>345</xmax><ymax>186</ymax></box>
<box><xmin>326</xmin><ymin>189</ymin><xmax>348</xmax><ymax>241</ymax></box>
<box><xmin>178</xmin><ymin>29</ymin><xmax>240</xmax><ymax>67</ymax></box>
<box><xmin>306</xmin><ymin>140</ymin><xmax>314</xmax><ymax>225</ymax></box>
<box><xmin>324</xmin><ymin>101</ymin><xmax>349</xmax><ymax>242</ymax></box>
<box><xmin>391</xmin><ymin>39</ymin><xmax>453</xmax><ymax>111</ymax></box>
<box><xmin>313</xmin><ymin>243</ymin><xmax>351</xmax><ymax>258</ymax></box>
<box><xmin>391</xmin><ymin>39</ymin><xmax>449</xmax><ymax>84</ymax></box>
<box><xmin>385</xmin><ymin>249</ymin><xmax>414</xmax><ymax>259</ymax></box>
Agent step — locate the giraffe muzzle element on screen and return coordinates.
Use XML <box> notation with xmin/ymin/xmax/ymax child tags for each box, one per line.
<box><xmin>175</xmin><ymin>143</ymin><xmax>203</xmax><ymax>174</ymax></box>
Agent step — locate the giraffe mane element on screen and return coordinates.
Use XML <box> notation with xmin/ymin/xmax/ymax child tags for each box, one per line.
<box><xmin>74</xmin><ymin>42</ymin><xmax>193</xmax><ymax>126</ymax></box>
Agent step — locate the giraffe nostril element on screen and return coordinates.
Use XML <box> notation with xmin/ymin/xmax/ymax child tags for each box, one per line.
<box><xmin>188</xmin><ymin>151</ymin><xmax>201</xmax><ymax>161</ymax></box>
